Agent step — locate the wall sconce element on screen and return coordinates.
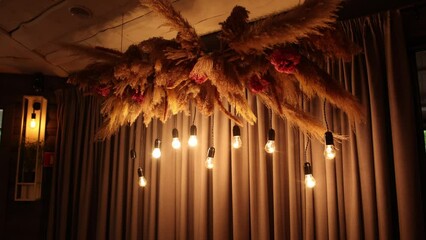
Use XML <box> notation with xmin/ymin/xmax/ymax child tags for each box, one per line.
<box><xmin>15</xmin><ymin>96</ymin><xmax>47</xmax><ymax>201</ymax></box>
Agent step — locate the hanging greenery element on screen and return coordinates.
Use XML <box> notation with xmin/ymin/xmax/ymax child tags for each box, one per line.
<box><xmin>68</xmin><ymin>0</ymin><xmax>364</xmax><ymax>140</ymax></box>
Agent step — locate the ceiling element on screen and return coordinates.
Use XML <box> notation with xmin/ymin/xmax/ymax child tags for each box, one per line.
<box><xmin>0</xmin><ymin>0</ymin><xmax>422</xmax><ymax>77</ymax></box>
<box><xmin>0</xmin><ymin>0</ymin><xmax>308</xmax><ymax>77</ymax></box>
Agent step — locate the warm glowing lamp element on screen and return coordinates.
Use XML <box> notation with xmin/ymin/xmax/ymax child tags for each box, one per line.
<box><xmin>171</xmin><ymin>128</ymin><xmax>181</xmax><ymax>149</ymax></box>
<box><xmin>137</xmin><ymin>167</ymin><xmax>147</xmax><ymax>187</ymax></box>
<box><xmin>264</xmin><ymin>128</ymin><xmax>276</xmax><ymax>153</ymax></box>
<box><xmin>324</xmin><ymin>131</ymin><xmax>337</xmax><ymax>160</ymax></box>
<box><xmin>152</xmin><ymin>139</ymin><xmax>161</xmax><ymax>159</ymax></box>
<box><xmin>205</xmin><ymin>147</ymin><xmax>215</xmax><ymax>169</ymax></box>
<box><xmin>232</xmin><ymin>125</ymin><xmax>242</xmax><ymax>149</ymax></box>
<box><xmin>188</xmin><ymin>125</ymin><xmax>198</xmax><ymax>147</ymax></box>
<box><xmin>304</xmin><ymin>162</ymin><xmax>316</xmax><ymax>188</ymax></box>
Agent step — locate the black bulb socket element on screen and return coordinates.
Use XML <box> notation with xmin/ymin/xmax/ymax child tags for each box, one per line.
<box><xmin>172</xmin><ymin>128</ymin><xmax>179</xmax><ymax>138</ymax></box>
<box><xmin>304</xmin><ymin>162</ymin><xmax>312</xmax><ymax>175</ymax></box>
<box><xmin>232</xmin><ymin>125</ymin><xmax>241</xmax><ymax>137</ymax></box>
<box><xmin>268</xmin><ymin>128</ymin><xmax>275</xmax><ymax>141</ymax></box>
<box><xmin>154</xmin><ymin>139</ymin><xmax>161</xmax><ymax>148</ymax></box>
<box><xmin>325</xmin><ymin>131</ymin><xmax>334</xmax><ymax>145</ymax></box>
<box><xmin>207</xmin><ymin>147</ymin><xmax>215</xmax><ymax>158</ymax></box>
<box><xmin>137</xmin><ymin>167</ymin><xmax>143</xmax><ymax>177</ymax></box>
<box><xmin>190</xmin><ymin>125</ymin><xmax>197</xmax><ymax>136</ymax></box>
<box><xmin>130</xmin><ymin>149</ymin><xmax>136</xmax><ymax>160</ymax></box>
<box><xmin>33</xmin><ymin>102</ymin><xmax>41</xmax><ymax>111</ymax></box>
<box><xmin>31</xmin><ymin>112</ymin><xmax>36</xmax><ymax>119</ymax></box>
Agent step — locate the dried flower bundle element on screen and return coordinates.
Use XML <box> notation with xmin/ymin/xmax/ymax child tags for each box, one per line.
<box><xmin>68</xmin><ymin>0</ymin><xmax>364</xmax><ymax>140</ymax></box>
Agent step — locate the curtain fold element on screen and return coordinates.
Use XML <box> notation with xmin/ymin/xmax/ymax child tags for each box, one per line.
<box><xmin>48</xmin><ymin>11</ymin><xmax>425</xmax><ymax>240</ymax></box>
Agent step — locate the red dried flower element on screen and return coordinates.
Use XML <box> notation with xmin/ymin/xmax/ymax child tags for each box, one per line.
<box><xmin>131</xmin><ymin>91</ymin><xmax>144</xmax><ymax>104</ymax></box>
<box><xmin>270</xmin><ymin>48</ymin><xmax>301</xmax><ymax>74</ymax></box>
<box><xmin>248</xmin><ymin>75</ymin><xmax>269</xmax><ymax>93</ymax></box>
<box><xmin>189</xmin><ymin>72</ymin><xmax>208</xmax><ymax>84</ymax></box>
<box><xmin>95</xmin><ymin>85</ymin><xmax>111</xmax><ymax>97</ymax></box>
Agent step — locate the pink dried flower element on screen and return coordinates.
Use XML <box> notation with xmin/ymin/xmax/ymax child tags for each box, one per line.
<box><xmin>131</xmin><ymin>91</ymin><xmax>144</xmax><ymax>104</ymax></box>
<box><xmin>189</xmin><ymin>72</ymin><xmax>208</xmax><ymax>84</ymax></box>
<box><xmin>248</xmin><ymin>75</ymin><xmax>269</xmax><ymax>93</ymax></box>
<box><xmin>270</xmin><ymin>48</ymin><xmax>301</xmax><ymax>74</ymax></box>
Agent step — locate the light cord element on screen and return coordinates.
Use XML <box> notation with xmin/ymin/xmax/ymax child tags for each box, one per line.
<box><xmin>323</xmin><ymin>100</ymin><xmax>329</xmax><ymax>131</ymax></box>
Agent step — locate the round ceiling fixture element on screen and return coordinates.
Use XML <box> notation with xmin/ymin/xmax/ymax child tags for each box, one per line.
<box><xmin>69</xmin><ymin>6</ymin><xmax>93</xmax><ymax>19</ymax></box>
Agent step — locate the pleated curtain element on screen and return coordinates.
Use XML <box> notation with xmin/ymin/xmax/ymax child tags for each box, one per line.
<box><xmin>48</xmin><ymin>11</ymin><xmax>426</xmax><ymax>240</ymax></box>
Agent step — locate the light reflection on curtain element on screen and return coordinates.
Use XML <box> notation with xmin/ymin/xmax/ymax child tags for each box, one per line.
<box><xmin>48</xmin><ymin>11</ymin><xmax>425</xmax><ymax>240</ymax></box>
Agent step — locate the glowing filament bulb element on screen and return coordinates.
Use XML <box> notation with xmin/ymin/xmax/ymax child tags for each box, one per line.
<box><xmin>205</xmin><ymin>147</ymin><xmax>215</xmax><ymax>169</ymax></box>
<box><xmin>152</xmin><ymin>139</ymin><xmax>161</xmax><ymax>159</ymax></box>
<box><xmin>232</xmin><ymin>125</ymin><xmax>242</xmax><ymax>149</ymax></box>
<box><xmin>264</xmin><ymin>129</ymin><xmax>276</xmax><ymax>153</ymax></box>
<box><xmin>30</xmin><ymin>112</ymin><xmax>37</xmax><ymax>128</ymax></box>
<box><xmin>305</xmin><ymin>174</ymin><xmax>316</xmax><ymax>188</ymax></box>
<box><xmin>171</xmin><ymin>128</ymin><xmax>181</xmax><ymax>149</ymax></box>
<box><xmin>324</xmin><ymin>131</ymin><xmax>337</xmax><ymax>160</ymax></box>
<box><xmin>304</xmin><ymin>162</ymin><xmax>316</xmax><ymax>188</ymax></box>
<box><xmin>188</xmin><ymin>125</ymin><xmax>198</xmax><ymax>147</ymax></box>
<box><xmin>324</xmin><ymin>145</ymin><xmax>337</xmax><ymax>160</ymax></box>
<box><xmin>137</xmin><ymin>167</ymin><xmax>147</xmax><ymax>187</ymax></box>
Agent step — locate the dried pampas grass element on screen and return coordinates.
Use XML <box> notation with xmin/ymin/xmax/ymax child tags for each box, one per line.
<box><xmin>294</xmin><ymin>57</ymin><xmax>365</xmax><ymax>123</ymax></box>
<box><xmin>229</xmin><ymin>0</ymin><xmax>341</xmax><ymax>54</ymax></box>
<box><xmin>220</xmin><ymin>6</ymin><xmax>250</xmax><ymax>43</ymax></box>
<box><xmin>68</xmin><ymin>0</ymin><xmax>364</xmax><ymax>140</ymax></box>
<box><xmin>142</xmin><ymin>0</ymin><xmax>201</xmax><ymax>61</ymax></box>
<box><xmin>304</xmin><ymin>26</ymin><xmax>362</xmax><ymax>61</ymax></box>
<box><xmin>68</xmin><ymin>62</ymin><xmax>115</xmax><ymax>92</ymax></box>
<box><xmin>62</xmin><ymin>43</ymin><xmax>122</xmax><ymax>62</ymax></box>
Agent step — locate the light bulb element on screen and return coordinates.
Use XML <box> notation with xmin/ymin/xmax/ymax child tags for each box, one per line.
<box><xmin>139</xmin><ymin>176</ymin><xmax>147</xmax><ymax>187</ymax></box>
<box><xmin>188</xmin><ymin>125</ymin><xmax>198</xmax><ymax>147</ymax></box>
<box><xmin>30</xmin><ymin>112</ymin><xmax>36</xmax><ymax>128</ymax></box>
<box><xmin>304</xmin><ymin>162</ymin><xmax>316</xmax><ymax>188</ymax></box>
<box><xmin>264</xmin><ymin>140</ymin><xmax>275</xmax><ymax>153</ymax></box>
<box><xmin>152</xmin><ymin>139</ymin><xmax>161</xmax><ymax>159</ymax></box>
<box><xmin>205</xmin><ymin>147</ymin><xmax>215</xmax><ymax>169</ymax></box>
<box><xmin>30</xmin><ymin>118</ymin><xmax>37</xmax><ymax>128</ymax></box>
<box><xmin>324</xmin><ymin>131</ymin><xmax>336</xmax><ymax>160</ymax></box>
<box><xmin>232</xmin><ymin>136</ymin><xmax>242</xmax><ymax>149</ymax></box>
<box><xmin>265</xmin><ymin>128</ymin><xmax>276</xmax><ymax>153</ymax></box>
<box><xmin>171</xmin><ymin>128</ymin><xmax>181</xmax><ymax>149</ymax></box>
<box><xmin>205</xmin><ymin>157</ymin><xmax>214</xmax><ymax>169</ymax></box>
<box><xmin>232</xmin><ymin>125</ymin><xmax>242</xmax><ymax>149</ymax></box>
<box><xmin>324</xmin><ymin>145</ymin><xmax>337</xmax><ymax>160</ymax></box>
<box><xmin>152</xmin><ymin>148</ymin><xmax>161</xmax><ymax>159</ymax></box>
<box><xmin>305</xmin><ymin>174</ymin><xmax>316</xmax><ymax>188</ymax></box>
<box><xmin>172</xmin><ymin>138</ymin><xmax>181</xmax><ymax>149</ymax></box>
<box><xmin>137</xmin><ymin>167</ymin><xmax>147</xmax><ymax>187</ymax></box>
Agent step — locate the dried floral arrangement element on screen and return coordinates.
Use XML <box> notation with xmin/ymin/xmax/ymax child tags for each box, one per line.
<box><xmin>68</xmin><ymin>0</ymin><xmax>364</xmax><ymax>140</ymax></box>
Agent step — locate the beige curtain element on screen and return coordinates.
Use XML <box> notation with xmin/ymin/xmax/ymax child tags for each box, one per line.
<box><xmin>48</xmin><ymin>11</ymin><xmax>425</xmax><ymax>240</ymax></box>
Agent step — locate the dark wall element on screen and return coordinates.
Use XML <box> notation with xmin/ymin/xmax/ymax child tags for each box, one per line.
<box><xmin>0</xmin><ymin>73</ymin><xmax>66</xmax><ymax>239</ymax></box>
<box><xmin>340</xmin><ymin>0</ymin><xmax>423</xmax><ymax>19</ymax></box>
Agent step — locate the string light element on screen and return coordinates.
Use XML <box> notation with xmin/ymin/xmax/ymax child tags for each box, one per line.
<box><xmin>152</xmin><ymin>138</ymin><xmax>161</xmax><ymax>159</ymax></box>
<box><xmin>323</xmin><ymin>100</ymin><xmax>337</xmax><ymax>160</ymax></box>
<box><xmin>171</xmin><ymin>128</ymin><xmax>181</xmax><ymax>149</ymax></box>
<box><xmin>205</xmin><ymin>115</ymin><xmax>215</xmax><ymax>169</ymax></box>
<box><xmin>30</xmin><ymin>112</ymin><xmax>37</xmax><ymax>128</ymax></box>
<box><xmin>137</xmin><ymin>167</ymin><xmax>147</xmax><ymax>187</ymax></box>
<box><xmin>188</xmin><ymin>125</ymin><xmax>198</xmax><ymax>147</ymax></box>
<box><xmin>303</xmin><ymin>137</ymin><xmax>316</xmax><ymax>188</ymax></box>
<box><xmin>304</xmin><ymin>162</ymin><xmax>316</xmax><ymax>188</ymax></box>
<box><xmin>265</xmin><ymin>128</ymin><xmax>276</xmax><ymax>153</ymax></box>
<box><xmin>188</xmin><ymin>105</ymin><xmax>198</xmax><ymax>147</ymax></box>
<box><xmin>131</xmin><ymin>149</ymin><xmax>147</xmax><ymax>187</ymax></box>
<box><xmin>324</xmin><ymin>131</ymin><xmax>337</xmax><ymax>160</ymax></box>
<box><xmin>205</xmin><ymin>147</ymin><xmax>215</xmax><ymax>169</ymax></box>
<box><xmin>30</xmin><ymin>102</ymin><xmax>41</xmax><ymax>129</ymax></box>
<box><xmin>232</xmin><ymin>125</ymin><xmax>242</xmax><ymax>149</ymax></box>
